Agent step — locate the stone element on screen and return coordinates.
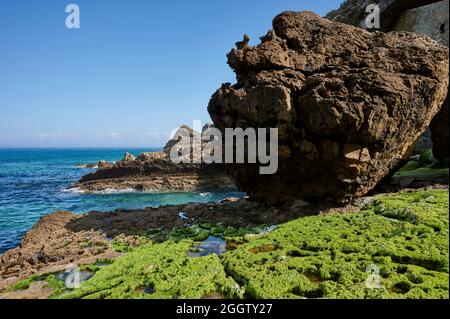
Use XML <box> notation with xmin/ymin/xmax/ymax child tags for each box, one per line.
<box><xmin>123</xmin><ymin>152</ymin><xmax>136</xmax><ymax>163</ymax></box>
<box><xmin>97</xmin><ymin>160</ymin><xmax>113</xmax><ymax>168</ymax></box>
<box><xmin>326</xmin><ymin>0</ymin><xmax>442</xmax><ymax>31</ymax></box>
<box><xmin>393</xmin><ymin>0</ymin><xmax>449</xmax><ymax>47</ymax></box>
<box><xmin>208</xmin><ymin>11</ymin><xmax>449</xmax><ymax>205</ymax></box>
<box><xmin>328</xmin><ymin>0</ymin><xmax>450</xmax><ymax>173</ymax></box>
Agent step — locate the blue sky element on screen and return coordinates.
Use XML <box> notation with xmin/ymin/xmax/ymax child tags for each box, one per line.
<box><xmin>0</xmin><ymin>0</ymin><xmax>342</xmax><ymax>148</ymax></box>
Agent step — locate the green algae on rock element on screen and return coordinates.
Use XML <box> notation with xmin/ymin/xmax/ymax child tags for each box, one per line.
<box><xmin>27</xmin><ymin>189</ymin><xmax>448</xmax><ymax>299</ymax></box>
<box><xmin>222</xmin><ymin>189</ymin><xmax>449</xmax><ymax>299</ymax></box>
<box><xmin>59</xmin><ymin>241</ymin><xmax>243</xmax><ymax>299</ymax></box>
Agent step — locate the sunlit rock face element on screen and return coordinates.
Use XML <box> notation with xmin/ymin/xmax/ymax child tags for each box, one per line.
<box><xmin>208</xmin><ymin>11</ymin><xmax>449</xmax><ymax>205</ymax></box>
<box><xmin>328</xmin><ymin>0</ymin><xmax>450</xmax><ymax>164</ymax></box>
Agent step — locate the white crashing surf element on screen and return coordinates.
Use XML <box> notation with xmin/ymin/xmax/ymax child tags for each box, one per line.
<box><xmin>62</xmin><ymin>187</ymin><xmax>140</xmax><ymax>194</ymax></box>
<box><xmin>198</xmin><ymin>192</ymin><xmax>211</xmax><ymax>197</ymax></box>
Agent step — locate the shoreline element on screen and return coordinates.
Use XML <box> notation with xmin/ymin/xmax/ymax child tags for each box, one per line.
<box><xmin>0</xmin><ymin>184</ymin><xmax>447</xmax><ymax>298</ymax></box>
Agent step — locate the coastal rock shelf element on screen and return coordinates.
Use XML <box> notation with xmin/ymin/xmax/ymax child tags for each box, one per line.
<box><xmin>1</xmin><ymin>188</ymin><xmax>448</xmax><ymax>299</ymax></box>
<box><xmin>73</xmin><ymin>126</ymin><xmax>237</xmax><ymax>193</ymax></box>
<box><xmin>208</xmin><ymin>11</ymin><xmax>449</xmax><ymax>205</ymax></box>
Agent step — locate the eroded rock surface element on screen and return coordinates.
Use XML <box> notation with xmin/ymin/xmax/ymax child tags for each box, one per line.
<box><xmin>328</xmin><ymin>0</ymin><xmax>450</xmax><ymax>170</ymax></box>
<box><xmin>208</xmin><ymin>11</ymin><xmax>449</xmax><ymax>205</ymax></box>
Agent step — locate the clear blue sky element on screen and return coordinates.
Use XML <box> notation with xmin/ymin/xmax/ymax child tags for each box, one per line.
<box><xmin>0</xmin><ymin>0</ymin><xmax>342</xmax><ymax>148</ymax></box>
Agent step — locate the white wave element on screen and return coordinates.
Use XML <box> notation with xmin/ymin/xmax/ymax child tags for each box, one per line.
<box><xmin>61</xmin><ymin>187</ymin><xmax>85</xmax><ymax>193</ymax></box>
<box><xmin>61</xmin><ymin>187</ymin><xmax>140</xmax><ymax>194</ymax></box>
<box><xmin>198</xmin><ymin>192</ymin><xmax>211</xmax><ymax>197</ymax></box>
<box><xmin>94</xmin><ymin>188</ymin><xmax>138</xmax><ymax>194</ymax></box>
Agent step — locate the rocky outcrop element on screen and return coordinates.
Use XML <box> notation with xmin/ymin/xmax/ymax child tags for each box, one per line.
<box><xmin>208</xmin><ymin>11</ymin><xmax>449</xmax><ymax>205</ymax></box>
<box><xmin>392</xmin><ymin>0</ymin><xmax>449</xmax><ymax>163</ymax></box>
<box><xmin>73</xmin><ymin>126</ymin><xmax>236</xmax><ymax>193</ymax></box>
<box><xmin>328</xmin><ymin>0</ymin><xmax>450</xmax><ymax>165</ymax></box>
<box><xmin>326</xmin><ymin>0</ymin><xmax>443</xmax><ymax>31</ymax></box>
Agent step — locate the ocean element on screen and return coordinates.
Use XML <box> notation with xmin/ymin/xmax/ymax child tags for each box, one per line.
<box><xmin>0</xmin><ymin>148</ymin><xmax>244</xmax><ymax>254</ymax></box>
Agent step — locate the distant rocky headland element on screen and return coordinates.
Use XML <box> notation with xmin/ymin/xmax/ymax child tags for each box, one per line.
<box><xmin>72</xmin><ymin>125</ymin><xmax>237</xmax><ymax>194</ymax></box>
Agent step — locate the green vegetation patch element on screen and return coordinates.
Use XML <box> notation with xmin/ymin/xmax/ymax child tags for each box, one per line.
<box><xmin>42</xmin><ymin>189</ymin><xmax>448</xmax><ymax>299</ymax></box>
<box><xmin>395</xmin><ymin>149</ymin><xmax>449</xmax><ymax>177</ymax></box>
<box><xmin>222</xmin><ymin>189</ymin><xmax>449</xmax><ymax>299</ymax></box>
<box><xmin>9</xmin><ymin>275</ymin><xmax>41</xmax><ymax>291</ymax></box>
<box><xmin>59</xmin><ymin>241</ymin><xmax>243</xmax><ymax>299</ymax></box>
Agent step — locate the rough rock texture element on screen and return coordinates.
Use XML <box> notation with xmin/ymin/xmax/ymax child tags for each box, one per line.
<box><xmin>74</xmin><ymin>126</ymin><xmax>237</xmax><ymax>193</ymax></box>
<box><xmin>393</xmin><ymin>0</ymin><xmax>449</xmax><ymax>47</ymax></box>
<box><xmin>392</xmin><ymin>0</ymin><xmax>449</xmax><ymax>162</ymax></box>
<box><xmin>208</xmin><ymin>11</ymin><xmax>449</xmax><ymax>205</ymax></box>
<box><xmin>328</xmin><ymin>0</ymin><xmax>450</xmax><ymax>168</ymax></box>
<box><xmin>326</xmin><ymin>0</ymin><xmax>442</xmax><ymax>31</ymax></box>
<box><xmin>0</xmin><ymin>211</ymin><xmax>120</xmax><ymax>290</ymax></box>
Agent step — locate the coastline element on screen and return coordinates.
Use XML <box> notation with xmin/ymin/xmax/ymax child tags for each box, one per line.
<box><xmin>1</xmin><ymin>183</ymin><xmax>447</xmax><ymax>298</ymax></box>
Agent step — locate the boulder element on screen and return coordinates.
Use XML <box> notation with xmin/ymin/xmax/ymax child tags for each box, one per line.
<box><xmin>208</xmin><ymin>11</ymin><xmax>449</xmax><ymax>205</ymax></box>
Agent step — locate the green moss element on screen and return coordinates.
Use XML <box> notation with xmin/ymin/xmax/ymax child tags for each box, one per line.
<box><xmin>398</xmin><ymin>161</ymin><xmax>421</xmax><ymax>172</ymax></box>
<box><xmin>221</xmin><ymin>189</ymin><xmax>449</xmax><ymax>299</ymax></box>
<box><xmin>419</xmin><ymin>149</ymin><xmax>435</xmax><ymax>166</ymax></box>
<box><xmin>395</xmin><ymin>149</ymin><xmax>448</xmax><ymax>178</ymax></box>
<box><xmin>58</xmin><ymin>241</ymin><xmax>243</xmax><ymax>299</ymax></box>
<box><xmin>47</xmin><ymin>189</ymin><xmax>449</xmax><ymax>299</ymax></box>
<box><xmin>168</xmin><ymin>223</ymin><xmax>264</xmax><ymax>242</ymax></box>
<box><xmin>394</xmin><ymin>167</ymin><xmax>449</xmax><ymax>177</ymax></box>
<box><xmin>46</xmin><ymin>274</ymin><xmax>70</xmax><ymax>299</ymax></box>
<box><xmin>9</xmin><ymin>275</ymin><xmax>40</xmax><ymax>291</ymax></box>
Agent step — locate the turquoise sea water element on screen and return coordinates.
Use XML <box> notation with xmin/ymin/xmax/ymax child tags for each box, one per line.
<box><xmin>0</xmin><ymin>148</ymin><xmax>244</xmax><ymax>254</ymax></box>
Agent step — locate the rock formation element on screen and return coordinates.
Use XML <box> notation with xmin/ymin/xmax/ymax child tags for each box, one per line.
<box><xmin>326</xmin><ymin>0</ymin><xmax>443</xmax><ymax>31</ymax></box>
<box><xmin>327</xmin><ymin>0</ymin><xmax>449</xmax><ymax>163</ymax></box>
<box><xmin>208</xmin><ymin>11</ymin><xmax>449</xmax><ymax>205</ymax></box>
<box><xmin>74</xmin><ymin>126</ymin><xmax>236</xmax><ymax>193</ymax></box>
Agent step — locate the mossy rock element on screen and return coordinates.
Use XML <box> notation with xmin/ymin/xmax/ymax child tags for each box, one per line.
<box><xmin>222</xmin><ymin>189</ymin><xmax>449</xmax><ymax>299</ymax></box>
<box><xmin>46</xmin><ymin>189</ymin><xmax>448</xmax><ymax>299</ymax></box>
<box><xmin>59</xmin><ymin>241</ymin><xmax>243</xmax><ymax>299</ymax></box>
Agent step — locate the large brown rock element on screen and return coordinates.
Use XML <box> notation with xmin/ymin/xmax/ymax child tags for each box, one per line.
<box><xmin>328</xmin><ymin>0</ymin><xmax>450</xmax><ymax>168</ymax></box>
<box><xmin>208</xmin><ymin>11</ymin><xmax>449</xmax><ymax>205</ymax></box>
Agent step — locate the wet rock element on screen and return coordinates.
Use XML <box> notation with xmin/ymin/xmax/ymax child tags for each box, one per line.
<box><xmin>208</xmin><ymin>11</ymin><xmax>449</xmax><ymax>204</ymax></box>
